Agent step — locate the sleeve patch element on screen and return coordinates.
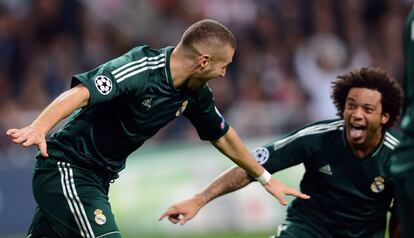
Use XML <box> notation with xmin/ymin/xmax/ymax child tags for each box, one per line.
<box><xmin>252</xmin><ymin>147</ymin><xmax>270</xmax><ymax>165</ymax></box>
<box><xmin>94</xmin><ymin>75</ymin><xmax>113</xmax><ymax>95</ymax></box>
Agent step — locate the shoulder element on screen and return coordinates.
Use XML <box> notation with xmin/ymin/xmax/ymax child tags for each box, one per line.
<box><xmin>294</xmin><ymin>119</ymin><xmax>344</xmax><ymax>136</ymax></box>
<box><xmin>104</xmin><ymin>45</ymin><xmax>166</xmax><ymax>71</ymax></box>
<box><xmin>188</xmin><ymin>84</ymin><xmax>214</xmax><ymax>101</ymax></box>
<box><xmin>383</xmin><ymin>129</ymin><xmax>401</xmax><ymax>151</ymax></box>
<box><xmin>272</xmin><ymin>119</ymin><xmax>343</xmax><ymax>150</ymax></box>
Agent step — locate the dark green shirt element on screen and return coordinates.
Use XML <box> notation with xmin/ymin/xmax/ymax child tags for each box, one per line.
<box><xmin>401</xmin><ymin>7</ymin><xmax>414</xmax><ymax>135</ymax></box>
<box><xmin>387</xmin><ymin>7</ymin><xmax>414</xmax><ymax>238</ymax></box>
<box><xmin>252</xmin><ymin>119</ymin><xmax>399</xmax><ymax>238</ymax></box>
<box><xmin>45</xmin><ymin>46</ymin><xmax>229</xmax><ymax>173</ymax></box>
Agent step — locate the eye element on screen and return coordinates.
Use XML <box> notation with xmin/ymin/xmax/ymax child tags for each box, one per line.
<box><xmin>347</xmin><ymin>102</ymin><xmax>356</xmax><ymax>109</ymax></box>
<box><xmin>364</xmin><ymin>107</ymin><xmax>374</xmax><ymax>113</ymax></box>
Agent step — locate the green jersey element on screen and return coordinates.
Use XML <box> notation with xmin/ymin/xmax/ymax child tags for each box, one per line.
<box><xmin>44</xmin><ymin>46</ymin><xmax>229</xmax><ymax>174</ymax></box>
<box><xmin>401</xmin><ymin>6</ymin><xmax>414</xmax><ymax>135</ymax></box>
<box><xmin>387</xmin><ymin>6</ymin><xmax>414</xmax><ymax>238</ymax></box>
<box><xmin>252</xmin><ymin>119</ymin><xmax>399</xmax><ymax>238</ymax></box>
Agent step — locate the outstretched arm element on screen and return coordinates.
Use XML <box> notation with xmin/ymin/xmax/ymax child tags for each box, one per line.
<box><xmin>159</xmin><ymin>166</ymin><xmax>253</xmax><ymax>225</ymax></box>
<box><xmin>6</xmin><ymin>84</ymin><xmax>90</xmax><ymax>157</ymax></box>
<box><xmin>389</xmin><ymin>212</ymin><xmax>400</xmax><ymax>238</ymax></box>
<box><xmin>160</xmin><ymin>163</ymin><xmax>309</xmax><ymax>225</ymax></box>
<box><xmin>210</xmin><ymin>127</ymin><xmax>309</xmax><ymax>205</ymax></box>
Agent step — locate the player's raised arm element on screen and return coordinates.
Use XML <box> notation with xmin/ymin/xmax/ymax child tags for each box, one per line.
<box><xmin>6</xmin><ymin>84</ymin><xmax>90</xmax><ymax>157</ymax></box>
<box><xmin>210</xmin><ymin>127</ymin><xmax>309</xmax><ymax>205</ymax></box>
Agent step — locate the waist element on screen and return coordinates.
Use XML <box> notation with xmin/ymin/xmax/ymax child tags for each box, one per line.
<box><xmin>37</xmin><ymin>153</ymin><xmax>120</xmax><ymax>183</ymax></box>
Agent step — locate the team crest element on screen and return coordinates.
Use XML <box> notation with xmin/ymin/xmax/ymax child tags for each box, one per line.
<box><xmin>94</xmin><ymin>75</ymin><xmax>112</xmax><ymax>95</ymax></box>
<box><xmin>252</xmin><ymin>147</ymin><xmax>270</xmax><ymax>165</ymax></box>
<box><xmin>94</xmin><ymin>209</ymin><xmax>107</xmax><ymax>225</ymax></box>
<box><xmin>370</xmin><ymin>176</ymin><xmax>385</xmax><ymax>193</ymax></box>
<box><xmin>175</xmin><ymin>100</ymin><xmax>188</xmax><ymax>117</ymax></box>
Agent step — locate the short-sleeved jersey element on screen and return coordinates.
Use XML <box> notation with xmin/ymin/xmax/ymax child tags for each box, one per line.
<box><xmin>401</xmin><ymin>6</ymin><xmax>414</xmax><ymax>135</ymax></box>
<box><xmin>387</xmin><ymin>6</ymin><xmax>414</xmax><ymax>238</ymax></box>
<box><xmin>252</xmin><ymin>119</ymin><xmax>400</xmax><ymax>238</ymax></box>
<box><xmin>45</xmin><ymin>45</ymin><xmax>229</xmax><ymax>173</ymax></box>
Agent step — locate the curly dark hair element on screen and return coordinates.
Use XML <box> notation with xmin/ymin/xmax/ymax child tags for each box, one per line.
<box><xmin>331</xmin><ymin>67</ymin><xmax>403</xmax><ymax>129</ymax></box>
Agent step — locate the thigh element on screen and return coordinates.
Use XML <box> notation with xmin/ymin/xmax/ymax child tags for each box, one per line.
<box><xmin>32</xmin><ymin>159</ymin><xmax>121</xmax><ymax>238</ymax></box>
<box><xmin>27</xmin><ymin>207</ymin><xmax>61</xmax><ymax>238</ymax></box>
<box><xmin>274</xmin><ymin>221</ymin><xmax>331</xmax><ymax>238</ymax></box>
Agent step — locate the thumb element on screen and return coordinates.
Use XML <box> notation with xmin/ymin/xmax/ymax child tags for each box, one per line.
<box><xmin>39</xmin><ymin>140</ymin><xmax>48</xmax><ymax>157</ymax></box>
<box><xmin>179</xmin><ymin>216</ymin><xmax>191</xmax><ymax>225</ymax></box>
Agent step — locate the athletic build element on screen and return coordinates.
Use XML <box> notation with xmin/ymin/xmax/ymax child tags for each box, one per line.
<box><xmin>388</xmin><ymin>6</ymin><xmax>414</xmax><ymax>238</ymax></box>
<box><xmin>160</xmin><ymin>67</ymin><xmax>403</xmax><ymax>238</ymax></box>
<box><xmin>7</xmin><ymin>20</ymin><xmax>308</xmax><ymax>237</ymax></box>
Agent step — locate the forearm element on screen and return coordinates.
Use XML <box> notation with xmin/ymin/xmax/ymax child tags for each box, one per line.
<box><xmin>196</xmin><ymin>166</ymin><xmax>253</xmax><ymax>206</ymax></box>
<box><xmin>32</xmin><ymin>84</ymin><xmax>89</xmax><ymax>134</ymax></box>
<box><xmin>212</xmin><ymin>127</ymin><xmax>265</xmax><ymax>178</ymax></box>
<box><xmin>389</xmin><ymin>212</ymin><xmax>400</xmax><ymax>238</ymax></box>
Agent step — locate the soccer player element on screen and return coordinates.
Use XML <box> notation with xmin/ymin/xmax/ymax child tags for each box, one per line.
<box><xmin>387</xmin><ymin>6</ymin><xmax>414</xmax><ymax>238</ymax></box>
<box><xmin>6</xmin><ymin>19</ymin><xmax>309</xmax><ymax>238</ymax></box>
<box><xmin>160</xmin><ymin>67</ymin><xmax>403</xmax><ymax>238</ymax></box>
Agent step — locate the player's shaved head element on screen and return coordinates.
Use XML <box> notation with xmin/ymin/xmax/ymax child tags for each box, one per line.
<box><xmin>180</xmin><ymin>19</ymin><xmax>237</xmax><ymax>54</ymax></box>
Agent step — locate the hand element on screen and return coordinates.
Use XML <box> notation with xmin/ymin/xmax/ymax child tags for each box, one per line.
<box><xmin>264</xmin><ymin>177</ymin><xmax>310</xmax><ymax>206</ymax></box>
<box><xmin>159</xmin><ymin>195</ymin><xmax>204</xmax><ymax>225</ymax></box>
<box><xmin>6</xmin><ymin>125</ymin><xmax>48</xmax><ymax>157</ymax></box>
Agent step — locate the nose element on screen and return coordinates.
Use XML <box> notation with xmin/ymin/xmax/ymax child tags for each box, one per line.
<box><xmin>352</xmin><ymin>107</ymin><xmax>364</xmax><ymax>119</ymax></box>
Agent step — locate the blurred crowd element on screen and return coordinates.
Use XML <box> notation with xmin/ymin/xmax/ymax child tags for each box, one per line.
<box><xmin>0</xmin><ymin>0</ymin><xmax>412</xmax><ymax>160</ymax></box>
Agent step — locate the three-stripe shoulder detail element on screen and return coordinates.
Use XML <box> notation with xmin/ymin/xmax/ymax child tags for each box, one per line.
<box><xmin>384</xmin><ymin>132</ymin><xmax>399</xmax><ymax>150</ymax></box>
<box><xmin>111</xmin><ymin>53</ymin><xmax>166</xmax><ymax>83</ymax></box>
<box><xmin>273</xmin><ymin>120</ymin><xmax>343</xmax><ymax>151</ymax></box>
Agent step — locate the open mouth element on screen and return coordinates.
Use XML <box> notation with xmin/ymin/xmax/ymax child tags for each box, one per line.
<box><xmin>349</xmin><ymin>124</ymin><xmax>366</xmax><ymax>139</ymax></box>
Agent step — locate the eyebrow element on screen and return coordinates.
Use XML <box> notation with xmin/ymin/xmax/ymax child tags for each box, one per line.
<box><xmin>346</xmin><ymin>98</ymin><xmax>376</xmax><ymax>107</ymax></box>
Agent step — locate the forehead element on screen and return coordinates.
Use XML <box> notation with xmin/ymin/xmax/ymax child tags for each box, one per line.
<box><xmin>347</xmin><ymin>88</ymin><xmax>382</xmax><ymax>105</ymax></box>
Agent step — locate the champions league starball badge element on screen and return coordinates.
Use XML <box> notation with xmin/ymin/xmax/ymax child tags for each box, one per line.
<box><xmin>94</xmin><ymin>75</ymin><xmax>113</xmax><ymax>95</ymax></box>
<box><xmin>252</xmin><ymin>147</ymin><xmax>270</xmax><ymax>165</ymax></box>
<box><xmin>370</xmin><ymin>176</ymin><xmax>385</xmax><ymax>193</ymax></box>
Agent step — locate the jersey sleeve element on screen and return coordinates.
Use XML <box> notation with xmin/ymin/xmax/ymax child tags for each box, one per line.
<box><xmin>71</xmin><ymin>66</ymin><xmax>147</xmax><ymax>107</ymax></box>
<box><xmin>184</xmin><ymin>86</ymin><xmax>229</xmax><ymax>141</ymax></box>
<box><xmin>251</xmin><ymin>129</ymin><xmax>316</xmax><ymax>174</ymax></box>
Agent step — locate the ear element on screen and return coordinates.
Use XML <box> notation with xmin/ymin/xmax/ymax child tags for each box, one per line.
<box><xmin>380</xmin><ymin>112</ymin><xmax>390</xmax><ymax>125</ymax></box>
<box><xmin>198</xmin><ymin>55</ymin><xmax>211</xmax><ymax>70</ymax></box>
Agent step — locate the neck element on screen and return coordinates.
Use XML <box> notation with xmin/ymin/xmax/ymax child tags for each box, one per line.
<box><xmin>170</xmin><ymin>47</ymin><xmax>197</xmax><ymax>89</ymax></box>
<box><xmin>348</xmin><ymin>130</ymin><xmax>383</xmax><ymax>158</ymax></box>
<box><xmin>350</xmin><ymin>146</ymin><xmax>374</xmax><ymax>158</ymax></box>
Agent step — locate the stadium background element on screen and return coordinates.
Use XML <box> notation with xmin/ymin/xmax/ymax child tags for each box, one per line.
<box><xmin>0</xmin><ymin>0</ymin><xmax>411</xmax><ymax>237</ymax></box>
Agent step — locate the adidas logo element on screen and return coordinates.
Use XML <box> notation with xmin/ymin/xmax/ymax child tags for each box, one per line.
<box><xmin>142</xmin><ymin>98</ymin><xmax>152</xmax><ymax>108</ymax></box>
<box><xmin>318</xmin><ymin>164</ymin><xmax>333</xmax><ymax>175</ymax></box>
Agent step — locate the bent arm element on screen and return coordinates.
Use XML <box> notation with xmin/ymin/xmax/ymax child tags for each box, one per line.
<box><xmin>32</xmin><ymin>84</ymin><xmax>90</xmax><ymax>133</ymax></box>
<box><xmin>210</xmin><ymin>127</ymin><xmax>309</xmax><ymax>205</ymax></box>
<box><xmin>159</xmin><ymin>166</ymin><xmax>252</xmax><ymax>224</ymax></box>
<box><xmin>197</xmin><ymin>166</ymin><xmax>252</xmax><ymax>206</ymax></box>
<box><xmin>389</xmin><ymin>212</ymin><xmax>401</xmax><ymax>238</ymax></box>
<box><xmin>6</xmin><ymin>84</ymin><xmax>90</xmax><ymax>156</ymax></box>
<box><xmin>211</xmin><ymin>127</ymin><xmax>264</xmax><ymax>178</ymax></box>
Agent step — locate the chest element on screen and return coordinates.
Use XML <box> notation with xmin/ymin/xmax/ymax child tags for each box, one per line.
<box><xmin>308</xmin><ymin>142</ymin><xmax>391</xmax><ymax>196</ymax></box>
<box><xmin>118</xmin><ymin>82</ymin><xmax>194</xmax><ymax>133</ymax></box>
